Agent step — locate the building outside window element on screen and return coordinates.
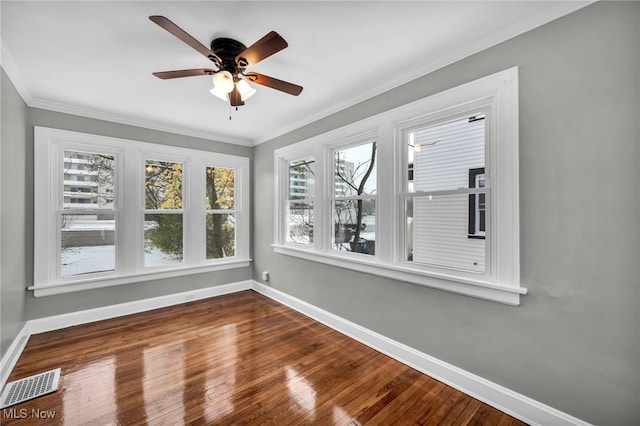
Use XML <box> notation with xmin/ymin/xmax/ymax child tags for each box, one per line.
<box><xmin>61</xmin><ymin>150</ymin><xmax>116</xmax><ymax>277</ymax></box>
<box><xmin>286</xmin><ymin>158</ymin><xmax>315</xmax><ymax>245</ymax></box>
<box><xmin>34</xmin><ymin>127</ymin><xmax>250</xmax><ymax>296</ymax></box>
<box><xmin>405</xmin><ymin>113</ymin><xmax>486</xmax><ymax>272</ymax></box>
<box><xmin>468</xmin><ymin>167</ymin><xmax>486</xmax><ymax>239</ymax></box>
<box><xmin>274</xmin><ymin>68</ymin><xmax>523</xmax><ymax>305</ymax></box>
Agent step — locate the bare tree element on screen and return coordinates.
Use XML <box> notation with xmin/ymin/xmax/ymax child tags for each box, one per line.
<box><xmin>334</xmin><ymin>142</ymin><xmax>376</xmax><ymax>253</ymax></box>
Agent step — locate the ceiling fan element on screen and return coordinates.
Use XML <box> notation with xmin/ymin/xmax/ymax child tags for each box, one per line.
<box><xmin>149</xmin><ymin>15</ymin><xmax>303</xmax><ymax>109</ymax></box>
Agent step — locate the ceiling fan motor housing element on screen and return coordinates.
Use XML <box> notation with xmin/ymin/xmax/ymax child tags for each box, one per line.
<box><xmin>211</xmin><ymin>38</ymin><xmax>247</xmax><ymax>74</ymax></box>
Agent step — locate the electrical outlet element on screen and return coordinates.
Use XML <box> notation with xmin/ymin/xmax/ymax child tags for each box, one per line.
<box><xmin>262</xmin><ymin>271</ymin><xmax>269</xmax><ymax>281</ymax></box>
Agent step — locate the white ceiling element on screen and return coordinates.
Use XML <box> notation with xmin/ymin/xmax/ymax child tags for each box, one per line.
<box><xmin>1</xmin><ymin>1</ymin><xmax>590</xmax><ymax>146</ymax></box>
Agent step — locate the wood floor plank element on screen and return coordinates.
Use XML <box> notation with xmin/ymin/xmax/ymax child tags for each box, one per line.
<box><xmin>1</xmin><ymin>290</ymin><xmax>527</xmax><ymax>425</ymax></box>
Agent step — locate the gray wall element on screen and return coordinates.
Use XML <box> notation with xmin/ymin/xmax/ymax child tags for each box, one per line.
<box><xmin>1</xmin><ymin>1</ymin><xmax>638</xmax><ymax>424</ymax></box>
<box><xmin>0</xmin><ymin>70</ymin><xmax>253</xmax><ymax>349</ymax></box>
<box><xmin>252</xmin><ymin>2</ymin><xmax>640</xmax><ymax>425</ymax></box>
<box><xmin>1</xmin><ymin>69</ymin><xmax>29</xmax><ymax>356</ymax></box>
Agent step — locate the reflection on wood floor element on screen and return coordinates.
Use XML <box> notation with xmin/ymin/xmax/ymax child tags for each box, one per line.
<box><xmin>2</xmin><ymin>290</ymin><xmax>527</xmax><ymax>425</ymax></box>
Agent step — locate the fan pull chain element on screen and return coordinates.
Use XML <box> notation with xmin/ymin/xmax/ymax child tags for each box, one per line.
<box><xmin>228</xmin><ymin>105</ymin><xmax>240</xmax><ymax>120</ymax></box>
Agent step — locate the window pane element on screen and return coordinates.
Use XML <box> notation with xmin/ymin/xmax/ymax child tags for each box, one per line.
<box><xmin>408</xmin><ymin>114</ymin><xmax>484</xmax><ymax>193</ymax></box>
<box><xmin>206</xmin><ymin>213</ymin><xmax>235</xmax><ymax>259</ymax></box>
<box><xmin>468</xmin><ymin>168</ymin><xmax>486</xmax><ymax>237</ymax></box>
<box><xmin>144</xmin><ymin>214</ymin><xmax>183</xmax><ymax>266</ymax></box>
<box><xmin>63</xmin><ymin>151</ymin><xmax>115</xmax><ymax>209</ymax></box>
<box><xmin>333</xmin><ymin>199</ymin><xmax>375</xmax><ymax>255</ymax></box>
<box><xmin>145</xmin><ymin>160</ymin><xmax>183</xmax><ymax>209</ymax></box>
<box><xmin>287</xmin><ymin>201</ymin><xmax>313</xmax><ymax>245</ymax></box>
<box><xmin>406</xmin><ymin>194</ymin><xmax>486</xmax><ymax>272</ymax></box>
<box><xmin>334</xmin><ymin>142</ymin><xmax>377</xmax><ymax>197</ymax></box>
<box><xmin>206</xmin><ymin>167</ymin><xmax>235</xmax><ymax>210</ymax></box>
<box><xmin>61</xmin><ymin>214</ymin><xmax>115</xmax><ymax>277</ymax></box>
<box><xmin>289</xmin><ymin>159</ymin><xmax>315</xmax><ymax>200</ymax></box>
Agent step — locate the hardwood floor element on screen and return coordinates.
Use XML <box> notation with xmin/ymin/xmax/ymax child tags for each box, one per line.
<box><xmin>2</xmin><ymin>291</ymin><xmax>527</xmax><ymax>425</ymax></box>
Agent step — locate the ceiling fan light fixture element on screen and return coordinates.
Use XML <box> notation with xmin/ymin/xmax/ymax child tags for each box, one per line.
<box><xmin>150</xmin><ymin>16</ymin><xmax>303</xmax><ymax>110</ymax></box>
<box><xmin>212</xmin><ymin>70</ymin><xmax>234</xmax><ymax>93</ymax></box>
<box><xmin>209</xmin><ymin>85</ymin><xmax>229</xmax><ymax>101</ymax></box>
<box><xmin>237</xmin><ymin>79</ymin><xmax>257</xmax><ymax>101</ymax></box>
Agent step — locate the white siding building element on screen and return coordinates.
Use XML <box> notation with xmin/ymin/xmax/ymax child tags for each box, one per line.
<box><xmin>411</xmin><ymin>114</ymin><xmax>486</xmax><ymax>273</ymax></box>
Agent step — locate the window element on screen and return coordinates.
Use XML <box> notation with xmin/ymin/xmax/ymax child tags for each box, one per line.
<box><xmin>205</xmin><ymin>166</ymin><xmax>236</xmax><ymax>259</ymax></box>
<box><xmin>404</xmin><ymin>113</ymin><xmax>487</xmax><ymax>272</ymax></box>
<box><xmin>468</xmin><ymin>167</ymin><xmax>486</xmax><ymax>239</ymax></box>
<box><xmin>144</xmin><ymin>160</ymin><xmax>184</xmax><ymax>267</ymax></box>
<box><xmin>332</xmin><ymin>140</ymin><xmax>377</xmax><ymax>255</ymax></box>
<box><xmin>274</xmin><ymin>67</ymin><xmax>524</xmax><ymax>305</ymax></box>
<box><xmin>286</xmin><ymin>158</ymin><xmax>315</xmax><ymax>246</ymax></box>
<box><xmin>34</xmin><ymin>127</ymin><xmax>250</xmax><ymax>296</ymax></box>
<box><xmin>61</xmin><ymin>150</ymin><xmax>116</xmax><ymax>277</ymax></box>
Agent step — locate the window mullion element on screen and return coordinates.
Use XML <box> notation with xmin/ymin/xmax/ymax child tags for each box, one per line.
<box><xmin>185</xmin><ymin>159</ymin><xmax>202</xmax><ymax>265</ymax></box>
<box><xmin>311</xmin><ymin>146</ymin><xmax>325</xmax><ymax>252</ymax></box>
<box><xmin>236</xmin><ymin>163</ymin><xmax>248</xmax><ymax>260</ymax></box>
<box><xmin>117</xmin><ymin>148</ymin><xmax>140</xmax><ymax>275</ymax></box>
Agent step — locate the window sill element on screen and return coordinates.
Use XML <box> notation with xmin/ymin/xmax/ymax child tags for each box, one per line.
<box><xmin>29</xmin><ymin>259</ymin><xmax>252</xmax><ymax>297</ymax></box>
<box><xmin>272</xmin><ymin>244</ymin><xmax>525</xmax><ymax>305</ymax></box>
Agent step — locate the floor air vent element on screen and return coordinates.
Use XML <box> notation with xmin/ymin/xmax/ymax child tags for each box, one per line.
<box><xmin>1</xmin><ymin>368</ymin><xmax>61</xmax><ymax>409</ymax></box>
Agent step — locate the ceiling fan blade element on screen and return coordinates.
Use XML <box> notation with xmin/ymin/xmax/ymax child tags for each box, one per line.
<box><xmin>236</xmin><ymin>31</ymin><xmax>288</xmax><ymax>68</ymax></box>
<box><xmin>153</xmin><ymin>68</ymin><xmax>216</xmax><ymax>79</ymax></box>
<box><xmin>229</xmin><ymin>85</ymin><xmax>245</xmax><ymax>107</ymax></box>
<box><xmin>244</xmin><ymin>72</ymin><xmax>303</xmax><ymax>96</ymax></box>
<box><xmin>149</xmin><ymin>16</ymin><xmax>221</xmax><ymax>65</ymax></box>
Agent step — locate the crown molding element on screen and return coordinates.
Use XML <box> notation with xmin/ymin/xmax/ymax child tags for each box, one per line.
<box><xmin>252</xmin><ymin>0</ymin><xmax>594</xmax><ymax>146</ymax></box>
<box><xmin>1</xmin><ymin>44</ymin><xmax>253</xmax><ymax>147</ymax></box>
<box><xmin>1</xmin><ymin>44</ymin><xmax>34</xmax><ymax>105</ymax></box>
<box><xmin>2</xmin><ymin>1</ymin><xmax>593</xmax><ymax>148</ymax></box>
<box><xmin>27</xmin><ymin>96</ymin><xmax>254</xmax><ymax>147</ymax></box>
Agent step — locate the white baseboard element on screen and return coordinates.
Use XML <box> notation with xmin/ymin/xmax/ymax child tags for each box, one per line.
<box><xmin>1</xmin><ymin>279</ymin><xmax>591</xmax><ymax>426</ymax></box>
<box><xmin>251</xmin><ymin>281</ymin><xmax>592</xmax><ymax>426</ymax></box>
<box><xmin>0</xmin><ymin>324</ymin><xmax>30</xmax><ymax>389</ymax></box>
<box><xmin>1</xmin><ymin>280</ymin><xmax>252</xmax><ymax>389</ymax></box>
<box><xmin>28</xmin><ymin>280</ymin><xmax>252</xmax><ymax>334</ymax></box>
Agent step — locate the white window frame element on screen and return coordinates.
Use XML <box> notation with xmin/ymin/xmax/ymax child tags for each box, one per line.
<box><xmin>273</xmin><ymin>67</ymin><xmax>525</xmax><ymax>305</ymax></box>
<box><xmin>396</xmin><ymin>104</ymin><xmax>493</xmax><ymax>278</ymax></box>
<box><xmin>203</xmin><ymin>164</ymin><xmax>240</xmax><ymax>260</ymax></box>
<box><xmin>284</xmin><ymin>156</ymin><xmax>316</xmax><ymax>247</ymax></box>
<box><xmin>327</xmin><ymin>132</ymin><xmax>378</xmax><ymax>258</ymax></box>
<box><xmin>33</xmin><ymin>127</ymin><xmax>250</xmax><ymax>297</ymax></box>
<box><xmin>142</xmin><ymin>154</ymin><xmax>188</xmax><ymax>269</ymax></box>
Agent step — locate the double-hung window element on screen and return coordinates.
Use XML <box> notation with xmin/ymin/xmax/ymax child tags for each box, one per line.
<box><xmin>331</xmin><ymin>138</ymin><xmax>377</xmax><ymax>256</ymax></box>
<box><xmin>285</xmin><ymin>158</ymin><xmax>315</xmax><ymax>246</ymax></box>
<box><xmin>401</xmin><ymin>111</ymin><xmax>488</xmax><ymax>272</ymax></box>
<box><xmin>34</xmin><ymin>127</ymin><xmax>250</xmax><ymax>296</ymax></box>
<box><xmin>60</xmin><ymin>149</ymin><xmax>119</xmax><ymax>277</ymax></box>
<box><xmin>274</xmin><ymin>67</ymin><xmax>524</xmax><ymax>305</ymax></box>
<box><xmin>144</xmin><ymin>158</ymin><xmax>185</xmax><ymax>267</ymax></box>
<box><xmin>205</xmin><ymin>165</ymin><xmax>237</xmax><ymax>259</ymax></box>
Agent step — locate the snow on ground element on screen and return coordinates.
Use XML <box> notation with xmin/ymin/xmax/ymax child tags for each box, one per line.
<box><xmin>61</xmin><ymin>245</ymin><xmax>181</xmax><ymax>277</ymax></box>
<box><xmin>63</xmin><ymin>218</ymin><xmax>115</xmax><ymax>231</ymax></box>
